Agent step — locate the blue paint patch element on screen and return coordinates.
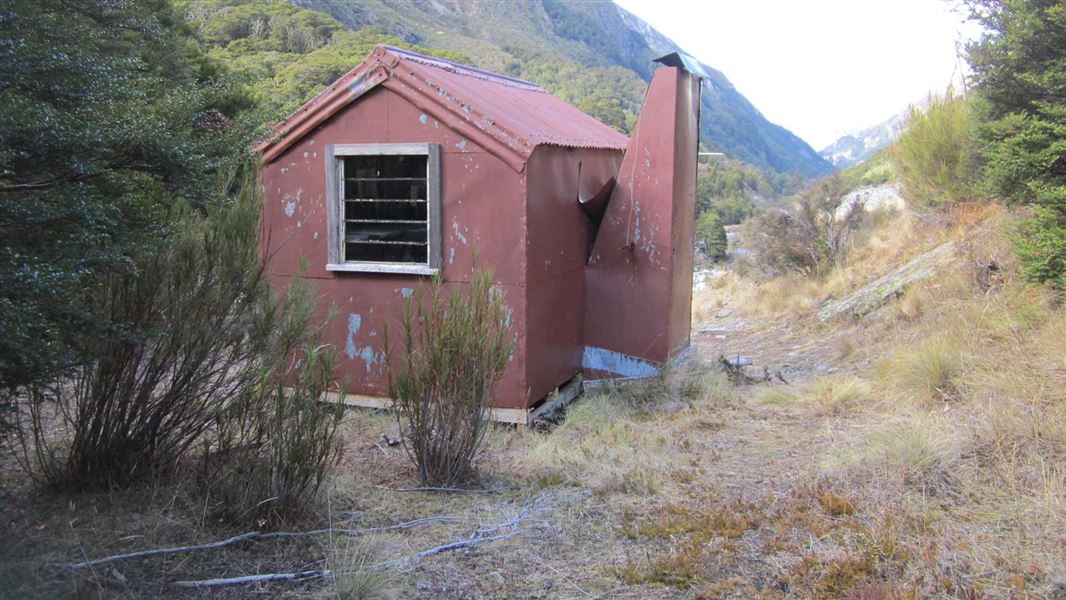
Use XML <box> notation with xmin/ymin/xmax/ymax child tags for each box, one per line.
<box><xmin>581</xmin><ymin>346</ymin><xmax>660</xmax><ymax>378</ymax></box>
<box><xmin>419</xmin><ymin>113</ymin><xmax>428</xmax><ymax>124</ymax></box>
<box><xmin>358</xmin><ymin>346</ymin><xmax>377</xmax><ymax>374</ymax></box>
<box><xmin>452</xmin><ymin>221</ymin><xmax>468</xmax><ymax>245</ymax></box>
<box><xmin>284</xmin><ymin>202</ymin><xmax>296</xmax><ymax>217</ymax></box>
<box><xmin>456</xmin><ymin>140</ymin><xmax>467</xmax><ymax>151</ymax></box>
<box><xmin>345</xmin><ymin>313</ymin><xmax>361</xmax><ymax>359</ymax></box>
<box><xmin>397</xmin><ymin>287</ymin><xmax>414</xmax><ymax>299</ymax></box>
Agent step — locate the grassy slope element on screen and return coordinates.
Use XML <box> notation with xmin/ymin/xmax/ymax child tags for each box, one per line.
<box><xmin>4</xmin><ymin>200</ymin><xmax>1061</xmax><ymax>598</ymax></box>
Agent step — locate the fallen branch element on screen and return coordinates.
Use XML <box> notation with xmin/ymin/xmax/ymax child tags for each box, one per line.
<box><xmin>173</xmin><ymin>569</ymin><xmax>330</xmax><ymax>588</ymax></box>
<box><xmin>410</xmin><ymin>531</ymin><xmax>520</xmax><ymax>560</ymax></box>
<box><xmin>375</xmin><ymin>485</ymin><xmax>500</xmax><ymax>494</ymax></box>
<box><xmin>68</xmin><ymin>515</ymin><xmax>471</xmax><ymax>570</ymax></box>
<box><xmin>719</xmin><ymin>354</ymin><xmax>786</xmax><ymax>385</ymax></box>
<box><xmin>171</xmin><ymin>532</ymin><xmax>522</xmax><ymax>588</ymax></box>
<box><xmin>69</xmin><ymin>532</ymin><xmax>260</xmax><ymax>570</ymax></box>
<box><xmin>169</xmin><ymin>494</ymin><xmax>553</xmax><ymax>588</ymax></box>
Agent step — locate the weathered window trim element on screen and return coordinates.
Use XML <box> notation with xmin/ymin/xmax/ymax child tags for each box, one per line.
<box><xmin>325</xmin><ymin>142</ymin><xmax>441</xmax><ymax>275</ymax></box>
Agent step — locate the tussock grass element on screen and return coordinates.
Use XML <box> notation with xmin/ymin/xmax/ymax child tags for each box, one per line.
<box><xmin>756</xmin><ymin>386</ymin><xmax>797</xmax><ymax>407</ymax></box>
<box><xmin>874</xmin><ymin>334</ymin><xmax>963</xmax><ymax>405</ymax></box>
<box><xmin>861</xmin><ymin>413</ymin><xmax>959</xmax><ymax>479</ymax></box>
<box><xmin>805</xmin><ymin>376</ymin><xmax>869</xmax><ymax>416</ymax></box>
<box><xmin>522</xmin><ymin>360</ymin><xmax>730</xmax><ymax>496</ymax></box>
<box><xmin>754</xmin><ymin>377</ymin><xmax>868</xmax><ymax>416</ymax></box>
<box><xmin>329</xmin><ymin>536</ymin><xmax>395</xmax><ymax>600</ymax></box>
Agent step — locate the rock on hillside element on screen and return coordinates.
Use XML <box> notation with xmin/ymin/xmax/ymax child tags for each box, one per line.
<box><xmin>818</xmin><ymin>241</ymin><xmax>956</xmax><ymax>322</ymax></box>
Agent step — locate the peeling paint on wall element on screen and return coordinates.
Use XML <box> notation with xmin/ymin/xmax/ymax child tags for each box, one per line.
<box><xmin>452</xmin><ymin>220</ymin><xmax>468</xmax><ymax>245</ymax></box>
<box><xmin>358</xmin><ymin>346</ymin><xmax>379</xmax><ymax>374</ymax></box>
<box><xmin>345</xmin><ymin>313</ymin><xmax>361</xmax><ymax>359</ymax></box>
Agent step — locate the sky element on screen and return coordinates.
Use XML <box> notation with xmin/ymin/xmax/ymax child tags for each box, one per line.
<box><xmin>613</xmin><ymin>0</ymin><xmax>982</xmax><ymax>150</ymax></box>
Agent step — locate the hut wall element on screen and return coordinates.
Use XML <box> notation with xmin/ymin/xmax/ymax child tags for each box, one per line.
<box><xmin>260</xmin><ymin>85</ymin><xmax>530</xmax><ymax>407</ymax></box>
<box><xmin>524</xmin><ymin>146</ymin><xmax>622</xmax><ymax>401</ymax></box>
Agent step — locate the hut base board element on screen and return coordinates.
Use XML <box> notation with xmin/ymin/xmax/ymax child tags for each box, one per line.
<box><xmin>319</xmin><ymin>374</ymin><xmax>583</xmax><ymax>428</ymax></box>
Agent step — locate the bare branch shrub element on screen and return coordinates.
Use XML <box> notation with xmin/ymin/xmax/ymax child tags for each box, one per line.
<box><xmin>741</xmin><ymin>175</ymin><xmax>867</xmax><ymax>277</ymax></box>
<box><xmin>10</xmin><ymin>168</ymin><xmax>345</xmax><ymax>510</ymax></box>
<box><xmin>11</xmin><ymin>170</ymin><xmax>270</xmax><ymax>488</ymax></box>
<box><xmin>386</xmin><ymin>269</ymin><xmax>513</xmax><ymax>487</ymax></box>
<box><xmin>206</xmin><ymin>276</ymin><xmax>345</xmax><ymax>522</ymax></box>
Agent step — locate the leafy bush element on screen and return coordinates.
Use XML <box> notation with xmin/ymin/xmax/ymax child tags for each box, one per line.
<box><xmin>695</xmin><ymin>210</ymin><xmax>728</xmax><ymax>261</ymax></box>
<box><xmin>387</xmin><ymin>270</ymin><xmax>513</xmax><ymax>487</ymax></box>
<box><xmin>741</xmin><ymin>175</ymin><xmax>866</xmax><ymax>277</ymax></box>
<box><xmin>11</xmin><ymin>170</ymin><xmax>271</xmax><ymax>488</ymax></box>
<box><xmin>1011</xmin><ymin>205</ymin><xmax>1066</xmax><ymax>288</ymax></box>
<box><xmin>0</xmin><ymin>0</ymin><xmax>250</xmax><ymax>426</ymax></box>
<box><xmin>891</xmin><ymin>89</ymin><xmax>978</xmax><ymax>209</ymax></box>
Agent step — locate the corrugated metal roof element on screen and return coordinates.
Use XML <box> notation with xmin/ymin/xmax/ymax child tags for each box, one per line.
<box><xmin>257</xmin><ymin>45</ymin><xmax>628</xmax><ymax>169</ymax></box>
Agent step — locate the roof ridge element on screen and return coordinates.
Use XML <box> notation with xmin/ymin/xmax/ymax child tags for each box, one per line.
<box><xmin>383</xmin><ymin>45</ymin><xmax>545</xmax><ymax>92</ymax></box>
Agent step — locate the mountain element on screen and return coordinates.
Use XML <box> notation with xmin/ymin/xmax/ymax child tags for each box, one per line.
<box><xmin>819</xmin><ymin>110</ymin><xmax>907</xmax><ymax>169</ymax></box>
<box><xmin>290</xmin><ymin>0</ymin><xmax>834</xmax><ymax>178</ymax></box>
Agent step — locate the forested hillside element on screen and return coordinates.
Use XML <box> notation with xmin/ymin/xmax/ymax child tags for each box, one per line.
<box><xmin>174</xmin><ymin>0</ymin><xmax>831</xmax><ymax>178</ymax></box>
<box><xmin>296</xmin><ymin>0</ymin><xmax>834</xmax><ymax>178</ymax></box>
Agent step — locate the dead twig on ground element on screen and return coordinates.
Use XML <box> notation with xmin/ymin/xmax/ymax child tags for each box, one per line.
<box><xmin>374</xmin><ymin>485</ymin><xmax>501</xmax><ymax>494</ymax></box>
<box><xmin>169</xmin><ymin>493</ymin><xmax>555</xmax><ymax>588</ymax></box>
<box><xmin>67</xmin><ymin>515</ymin><xmax>472</xmax><ymax>570</ymax></box>
<box><xmin>719</xmin><ymin>354</ymin><xmax>786</xmax><ymax>385</ymax></box>
<box><xmin>174</xmin><ymin>569</ymin><xmax>330</xmax><ymax>588</ymax></box>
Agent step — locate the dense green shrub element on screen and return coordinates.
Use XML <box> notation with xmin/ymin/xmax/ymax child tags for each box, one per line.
<box><xmin>0</xmin><ymin>0</ymin><xmax>251</xmax><ymax>426</ymax></box>
<box><xmin>965</xmin><ymin>0</ymin><xmax>1066</xmax><ymax>286</ymax></box>
<box><xmin>13</xmin><ymin>169</ymin><xmax>268</xmax><ymax>487</ymax></box>
<box><xmin>1011</xmin><ymin>205</ymin><xmax>1066</xmax><ymax>288</ymax></box>
<box><xmin>891</xmin><ymin>90</ymin><xmax>978</xmax><ymax>209</ymax></box>
<box><xmin>695</xmin><ymin>210</ymin><xmax>728</xmax><ymax>261</ymax></box>
<box><xmin>387</xmin><ymin>270</ymin><xmax>513</xmax><ymax>487</ymax></box>
<box><xmin>13</xmin><ymin>169</ymin><xmax>344</xmax><ymax>501</ymax></box>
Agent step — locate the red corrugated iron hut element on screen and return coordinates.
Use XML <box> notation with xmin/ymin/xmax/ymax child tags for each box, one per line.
<box><xmin>257</xmin><ymin>45</ymin><xmax>704</xmax><ymax>425</ymax></box>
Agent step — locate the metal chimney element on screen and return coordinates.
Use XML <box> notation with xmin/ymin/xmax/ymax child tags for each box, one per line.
<box><xmin>583</xmin><ymin>53</ymin><xmax>706</xmax><ymax>373</ymax></box>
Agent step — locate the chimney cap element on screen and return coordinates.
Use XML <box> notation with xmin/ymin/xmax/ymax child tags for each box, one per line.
<box><xmin>653</xmin><ymin>51</ymin><xmax>712</xmax><ymax>79</ymax></box>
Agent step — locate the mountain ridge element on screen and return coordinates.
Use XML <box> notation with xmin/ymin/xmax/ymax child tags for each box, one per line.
<box><xmin>291</xmin><ymin>0</ymin><xmax>834</xmax><ymax>178</ymax></box>
<box><xmin>819</xmin><ymin>110</ymin><xmax>907</xmax><ymax>169</ymax></box>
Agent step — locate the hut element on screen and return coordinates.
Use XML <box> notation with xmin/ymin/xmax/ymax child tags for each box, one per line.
<box><xmin>257</xmin><ymin>45</ymin><xmax>704</xmax><ymax>425</ymax></box>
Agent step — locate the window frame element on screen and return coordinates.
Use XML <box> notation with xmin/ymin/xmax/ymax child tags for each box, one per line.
<box><xmin>325</xmin><ymin>142</ymin><xmax>441</xmax><ymax>275</ymax></box>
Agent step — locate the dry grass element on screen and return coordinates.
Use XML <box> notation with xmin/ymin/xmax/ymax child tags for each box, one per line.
<box><xmin>693</xmin><ymin>209</ymin><xmax>942</xmax><ymax>324</ymax></box>
<box><xmin>328</xmin><ymin>535</ymin><xmax>396</xmax><ymax>600</ymax></box>
<box><xmin>4</xmin><ymin>202</ymin><xmax>1064</xmax><ymax>598</ymax></box>
<box><xmin>874</xmin><ymin>334</ymin><xmax>963</xmax><ymax>405</ymax></box>
<box><xmin>753</xmin><ymin>376</ymin><xmax>867</xmax><ymax>416</ymax></box>
<box><xmin>521</xmin><ymin>360</ymin><xmax>732</xmax><ymax>496</ymax></box>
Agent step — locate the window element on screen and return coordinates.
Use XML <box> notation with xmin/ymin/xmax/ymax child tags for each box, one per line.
<box><xmin>326</xmin><ymin>143</ymin><xmax>441</xmax><ymax>274</ymax></box>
